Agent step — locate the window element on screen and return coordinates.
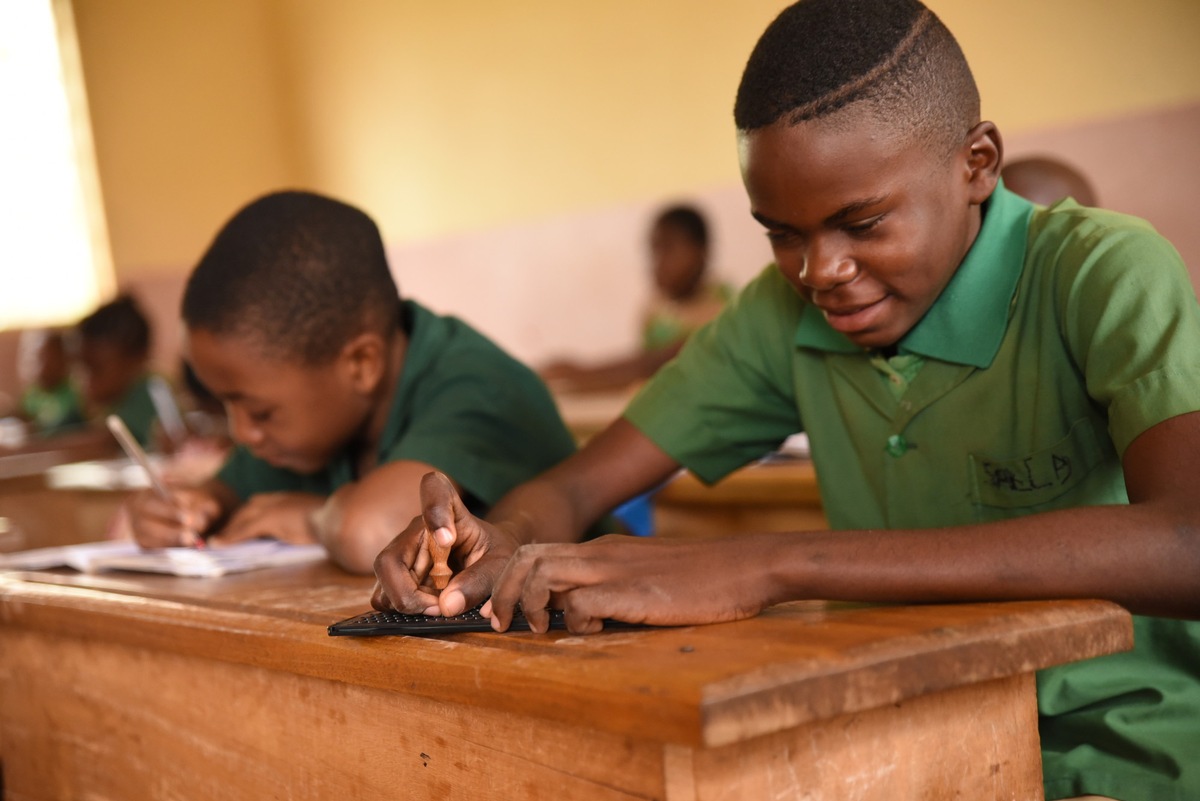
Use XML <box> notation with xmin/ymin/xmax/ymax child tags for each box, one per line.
<box><xmin>0</xmin><ymin>0</ymin><xmax>113</xmax><ymax>329</ymax></box>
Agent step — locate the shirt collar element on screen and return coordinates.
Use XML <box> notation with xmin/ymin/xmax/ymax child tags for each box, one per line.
<box><xmin>794</xmin><ymin>182</ymin><xmax>1034</xmax><ymax>368</ymax></box>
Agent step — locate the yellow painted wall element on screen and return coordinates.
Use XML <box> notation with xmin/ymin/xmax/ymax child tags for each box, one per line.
<box><xmin>72</xmin><ymin>0</ymin><xmax>299</xmax><ymax>275</ymax></box>
<box><xmin>73</xmin><ymin>0</ymin><xmax>1200</xmax><ymax>277</ymax></box>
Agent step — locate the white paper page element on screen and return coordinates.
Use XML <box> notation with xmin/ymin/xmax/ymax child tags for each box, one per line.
<box><xmin>0</xmin><ymin>539</ymin><xmax>325</xmax><ymax>577</ymax></box>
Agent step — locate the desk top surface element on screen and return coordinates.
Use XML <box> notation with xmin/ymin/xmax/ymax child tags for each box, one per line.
<box><xmin>552</xmin><ymin>387</ymin><xmax>639</xmax><ymax>441</ymax></box>
<box><xmin>657</xmin><ymin>459</ymin><xmax>822</xmax><ymax>506</ymax></box>
<box><xmin>0</xmin><ymin>562</ymin><xmax>1131</xmax><ymax>748</ymax></box>
<box><xmin>0</xmin><ymin>434</ymin><xmax>119</xmax><ymax>483</ymax></box>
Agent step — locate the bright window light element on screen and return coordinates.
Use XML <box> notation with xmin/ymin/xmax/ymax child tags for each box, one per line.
<box><xmin>0</xmin><ymin>0</ymin><xmax>113</xmax><ymax>330</ymax></box>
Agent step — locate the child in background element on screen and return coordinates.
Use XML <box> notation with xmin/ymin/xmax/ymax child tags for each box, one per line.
<box><xmin>74</xmin><ymin>294</ymin><xmax>162</xmax><ymax>448</ymax></box>
<box><xmin>17</xmin><ymin>328</ymin><xmax>84</xmax><ymax>435</ymax></box>
<box><xmin>125</xmin><ymin>190</ymin><xmax>583</xmax><ymax>574</ymax></box>
<box><xmin>540</xmin><ymin>205</ymin><xmax>731</xmax><ymax>393</ymax></box>
<box><xmin>156</xmin><ymin>361</ymin><xmax>232</xmax><ymax>487</ymax></box>
<box><xmin>373</xmin><ymin>2</ymin><xmax>1200</xmax><ymax>799</ymax></box>
<box><xmin>1002</xmin><ymin>155</ymin><xmax>1098</xmax><ymax>207</ymax></box>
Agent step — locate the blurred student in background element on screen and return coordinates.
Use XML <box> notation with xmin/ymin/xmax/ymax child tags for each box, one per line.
<box><xmin>541</xmin><ymin>205</ymin><xmax>731</xmax><ymax>393</ymax></box>
<box><xmin>16</xmin><ymin>327</ymin><xmax>84</xmax><ymax>436</ymax></box>
<box><xmin>74</xmin><ymin>294</ymin><xmax>163</xmax><ymax>448</ymax></box>
<box><xmin>1001</xmin><ymin>155</ymin><xmax>1097</xmax><ymax>208</ymax></box>
<box><xmin>157</xmin><ymin>360</ymin><xmax>232</xmax><ymax>486</ymax></box>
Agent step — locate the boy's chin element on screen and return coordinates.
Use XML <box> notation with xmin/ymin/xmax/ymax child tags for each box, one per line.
<box><xmin>262</xmin><ymin>453</ymin><xmax>325</xmax><ymax>475</ymax></box>
<box><xmin>844</xmin><ymin>330</ymin><xmax>904</xmax><ymax>351</ymax></box>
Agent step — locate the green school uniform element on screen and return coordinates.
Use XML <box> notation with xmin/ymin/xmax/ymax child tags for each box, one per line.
<box><xmin>217</xmin><ymin>301</ymin><xmax>578</xmax><ymax>516</ymax></box>
<box><xmin>624</xmin><ymin>184</ymin><xmax>1200</xmax><ymax>801</ymax></box>
<box><xmin>109</xmin><ymin>374</ymin><xmax>160</xmax><ymax>448</ymax></box>
<box><xmin>642</xmin><ymin>282</ymin><xmax>735</xmax><ymax>352</ymax></box>
<box><xmin>21</xmin><ymin>380</ymin><xmax>84</xmax><ymax>435</ymax></box>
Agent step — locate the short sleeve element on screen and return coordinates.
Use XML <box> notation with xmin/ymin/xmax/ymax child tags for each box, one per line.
<box><xmin>382</xmin><ymin>359</ymin><xmax>576</xmax><ymax>511</ymax></box>
<box><xmin>1040</xmin><ymin>207</ymin><xmax>1200</xmax><ymax>454</ymax></box>
<box><xmin>623</xmin><ymin>265</ymin><xmax>804</xmax><ymax>483</ymax></box>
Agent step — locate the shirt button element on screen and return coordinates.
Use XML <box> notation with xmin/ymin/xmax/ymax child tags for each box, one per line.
<box><xmin>886</xmin><ymin>434</ymin><xmax>908</xmax><ymax>457</ymax></box>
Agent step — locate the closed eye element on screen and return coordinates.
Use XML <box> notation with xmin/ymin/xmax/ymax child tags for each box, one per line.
<box><xmin>844</xmin><ymin>214</ymin><xmax>886</xmax><ymax>237</ymax></box>
<box><xmin>765</xmin><ymin>228</ymin><xmax>803</xmax><ymax>246</ymax></box>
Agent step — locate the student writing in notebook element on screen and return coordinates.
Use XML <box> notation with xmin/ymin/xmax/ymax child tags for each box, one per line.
<box><xmin>124</xmin><ymin>190</ymin><xmax>581</xmax><ymax>574</ymax></box>
<box><xmin>372</xmin><ymin>2</ymin><xmax>1200</xmax><ymax>799</ymax></box>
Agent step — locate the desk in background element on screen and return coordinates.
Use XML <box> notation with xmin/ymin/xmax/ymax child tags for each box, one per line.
<box><xmin>552</xmin><ymin>387</ymin><xmax>827</xmax><ymax>539</ymax></box>
<box><xmin>0</xmin><ymin>440</ymin><xmax>126</xmax><ymax>554</ymax></box>
<box><xmin>655</xmin><ymin>459</ymin><xmax>827</xmax><ymax>538</ymax></box>
<box><xmin>0</xmin><ymin>562</ymin><xmax>1130</xmax><ymax>800</ymax></box>
<box><xmin>552</xmin><ymin>386</ymin><xmax>640</xmax><ymax>443</ymax></box>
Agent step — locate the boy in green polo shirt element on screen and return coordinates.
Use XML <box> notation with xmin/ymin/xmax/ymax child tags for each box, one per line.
<box><xmin>126</xmin><ymin>190</ymin><xmax>580</xmax><ymax>575</ymax></box>
<box><xmin>371</xmin><ymin>1</ymin><xmax>1200</xmax><ymax>799</ymax></box>
<box><xmin>76</xmin><ymin>294</ymin><xmax>161</xmax><ymax>447</ymax></box>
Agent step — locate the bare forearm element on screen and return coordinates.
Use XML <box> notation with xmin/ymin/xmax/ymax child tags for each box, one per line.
<box><xmin>759</xmin><ymin>503</ymin><xmax>1200</xmax><ymax>618</ymax></box>
<box><xmin>486</xmin><ymin>475</ymin><xmax>602</xmax><ymax>545</ymax></box>
<box><xmin>321</xmin><ymin>519</ymin><xmax>390</xmax><ymax>574</ymax></box>
<box><xmin>318</xmin><ymin>461</ymin><xmax>449</xmax><ymax>574</ymax></box>
<box><xmin>487</xmin><ymin>420</ymin><xmax>681</xmax><ymax>546</ymax></box>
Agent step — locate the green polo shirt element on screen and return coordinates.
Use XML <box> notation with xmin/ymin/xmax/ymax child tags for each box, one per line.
<box><xmin>625</xmin><ymin>184</ymin><xmax>1200</xmax><ymax>801</ymax></box>
<box><xmin>110</xmin><ymin>373</ymin><xmax>160</xmax><ymax>448</ymax></box>
<box><xmin>217</xmin><ymin>301</ymin><xmax>578</xmax><ymax>515</ymax></box>
<box><xmin>21</xmin><ymin>380</ymin><xmax>84</xmax><ymax>435</ymax></box>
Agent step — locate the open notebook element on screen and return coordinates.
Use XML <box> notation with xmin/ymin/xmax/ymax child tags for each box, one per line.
<box><xmin>0</xmin><ymin>539</ymin><xmax>326</xmax><ymax>578</ymax></box>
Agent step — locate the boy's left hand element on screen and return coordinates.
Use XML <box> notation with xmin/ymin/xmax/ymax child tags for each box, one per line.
<box><xmin>484</xmin><ymin>534</ymin><xmax>775</xmax><ymax>634</ymax></box>
<box><xmin>207</xmin><ymin>491</ymin><xmax>324</xmax><ymax>546</ymax></box>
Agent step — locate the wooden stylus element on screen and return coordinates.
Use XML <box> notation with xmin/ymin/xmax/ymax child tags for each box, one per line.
<box><xmin>428</xmin><ymin>529</ymin><xmax>452</xmax><ymax>591</ymax></box>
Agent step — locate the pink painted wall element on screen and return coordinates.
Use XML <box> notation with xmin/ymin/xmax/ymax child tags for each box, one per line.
<box><xmin>391</xmin><ymin>102</ymin><xmax>1200</xmax><ymax>367</ymax></box>
<box><xmin>1005</xmin><ymin>102</ymin><xmax>1200</xmax><ymax>291</ymax></box>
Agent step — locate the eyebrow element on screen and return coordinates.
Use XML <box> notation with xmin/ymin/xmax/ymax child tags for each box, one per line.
<box><xmin>752</xmin><ymin>194</ymin><xmax>891</xmax><ymax>230</ymax></box>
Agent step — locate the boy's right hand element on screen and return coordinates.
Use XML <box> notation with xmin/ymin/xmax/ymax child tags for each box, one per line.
<box><xmin>371</xmin><ymin>472</ymin><xmax>520</xmax><ymax>617</ymax></box>
<box><xmin>126</xmin><ymin>487</ymin><xmax>222</xmax><ymax>549</ymax></box>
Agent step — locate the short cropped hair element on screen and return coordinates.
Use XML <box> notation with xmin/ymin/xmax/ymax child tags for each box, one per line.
<box><xmin>734</xmin><ymin>0</ymin><xmax>979</xmax><ymax>156</ymax></box>
<box><xmin>77</xmin><ymin>294</ymin><xmax>151</xmax><ymax>358</ymax></box>
<box><xmin>654</xmin><ymin>205</ymin><xmax>709</xmax><ymax>249</ymax></box>
<box><xmin>183</xmin><ymin>190</ymin><xmax>401</xmax><ymax>365</ymax></box>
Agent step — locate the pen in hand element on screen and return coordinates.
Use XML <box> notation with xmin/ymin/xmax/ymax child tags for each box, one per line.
<box><xmin>105</xmin><ymin>414</ymin><xmax>204</xmax><ymax>549</ymax></box>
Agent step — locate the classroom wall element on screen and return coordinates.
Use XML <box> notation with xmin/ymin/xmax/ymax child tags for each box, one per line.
<box><xmin>73</xmin><ymin>0</ymin><xmax>1200</xmax><ymax>271</ymax></box>
<box><xmin>2</xmin><ymin>0</ymin><xmax>1195</xmax><ymax>403</ymax></box>
<box><xmin>70</xmin><ymin>0</ymin><xmax>300</xmax><ymax>276</ymax></box>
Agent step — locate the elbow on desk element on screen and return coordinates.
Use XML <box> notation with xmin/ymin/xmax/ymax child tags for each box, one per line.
<box><xmin>309</xmin><ymin>498</ymin><xmax>385</xmax><ymax>576</ymax></box>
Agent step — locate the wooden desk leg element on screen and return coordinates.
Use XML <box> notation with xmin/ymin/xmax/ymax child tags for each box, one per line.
<box><xmin>664</xmin><ymin>674</ymin><xmax>1044</xmax><ymax>801</ymax></box>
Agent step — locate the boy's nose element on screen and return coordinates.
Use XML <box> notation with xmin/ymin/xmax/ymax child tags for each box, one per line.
<box><xmin>798</xmin><ymin>244</ymin><xmax>857</xmax><ymax>291</ymax></box>
<box><xmin>228</xmin><ymin>409</ymin><xmax>264</xmax><ymax>446</ymax></box>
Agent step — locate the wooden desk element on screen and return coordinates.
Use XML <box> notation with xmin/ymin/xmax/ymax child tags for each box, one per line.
<box><xmin>0</xmin><ymin>435</ymin><xmax>118</xmax><ymax>481</ymax></box>
<box><xmin>0</xmin><ymin>563</ymin><xmax>1130</xmax><ymax>799</ymax></box>
<box><xmin>552</xmin><ymin>387</ymin><xmax>639</xmax><ymax>443</ymax></box>
<box><xmin>655</xmin><ymin>459</ymin><xmax>828</xmax><ymax>538</ymax></box>
<box><xmin>0</xmin><ymin>443</ymin><xmax>127</xmax><ymax>554</ymax></box>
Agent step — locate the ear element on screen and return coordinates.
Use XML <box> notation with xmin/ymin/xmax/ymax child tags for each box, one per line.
<box><xmin>962</xmin><ymin>121</ymin><xmax>1003</xmax><ymax>205</ymax></box>
<box><xmin>339</xmin><ymin>332</ymin><xmax>388</xmax><ymax>395</ymax></box>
